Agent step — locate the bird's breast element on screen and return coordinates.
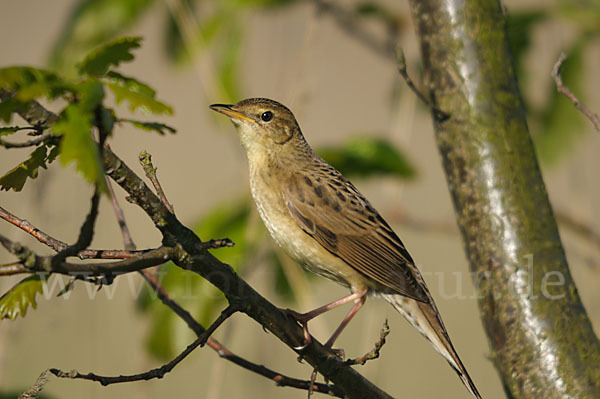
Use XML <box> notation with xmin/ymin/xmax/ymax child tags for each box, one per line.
<box><xmin>248</xmin><ymin>166</ymin><xmax>367</xmax><ymax>291</ymax></box>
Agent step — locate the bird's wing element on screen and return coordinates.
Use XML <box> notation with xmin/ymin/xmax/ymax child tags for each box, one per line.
<box><xmin>282</xmin><ymin>165</ymin><xmax>429</xmax><ymax>302</ymax></box>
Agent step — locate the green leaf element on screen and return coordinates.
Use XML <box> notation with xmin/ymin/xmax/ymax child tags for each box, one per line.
<box><xmin>318</xmin><ymin>136</ymin><xmax>417</xmax><ymax>179</ymax></box>
<box><xmin>0</xmin><ymin>66</ymin><xmax>70</xmax><ymax>101</ymax></box>
<box><xmin>0</xmin><ymin>275</ymin><xmax>43</xmax><ymax>320</ymax></box>
<box><xmin>534</xmin><ymin>40</ymin><xmax>586</xmax><ymax>164</ymax></box>
<box><xmin>119</xmin><ymin>119</ymin><xmax>176</xmax><ymax>135</ymax></box>
<box><xmin>104</xmin><ymin>71</ymin><xmax>173</xmax><ymax>115</ymax></box>
<box><xmin>0</xmin><ymin>146</ymin><xmax>49</xmax><ymax>191</ymax></box>
<box><xmin>0</xmin><ymin>97</ymin><xmax>18</xmax><ymax>123</ymax></box>
<box><xmin>78</xmin><ymin>36</ymin><xmax>143</xmax><ymax>76</ymax></box>
<box><xmin>54</xmin><ymin>84</ymin><xmax>107</xmax><ymax>190</ymax></box>
<box><xmin>49</xmin><ymin>0</ymin><xmax>156</xmax><ymax>75</ymax></box>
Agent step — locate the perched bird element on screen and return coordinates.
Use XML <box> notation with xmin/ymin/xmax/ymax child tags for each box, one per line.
<box><xmin>210</xmin><ymin>98</ymin><xmax>481</xmax><ymax>398</ymax></box>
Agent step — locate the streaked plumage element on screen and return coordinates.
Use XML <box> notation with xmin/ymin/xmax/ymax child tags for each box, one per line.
<box><xmin>210</xmin><ymin>98</ymin><xmax>481</xmax><ymax>399</ymax></box>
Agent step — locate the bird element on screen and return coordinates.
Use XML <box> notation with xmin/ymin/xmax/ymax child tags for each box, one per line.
<box><xmin>210</xmin><ymin>98</ymin><xmax>481</xmax><ymax>399</ymax></box>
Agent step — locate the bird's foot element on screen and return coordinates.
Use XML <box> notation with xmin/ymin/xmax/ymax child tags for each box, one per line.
<box><xmin>282</xmin><ymin>308</ymin><xmax>313</xmax><ymax>350</ymax></box>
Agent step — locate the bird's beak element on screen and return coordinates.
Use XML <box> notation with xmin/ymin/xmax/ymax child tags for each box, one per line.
<box><xmin>209</xmin><ymin>104</ymin><xmax>255</xmax><ymax>123</ymax></box>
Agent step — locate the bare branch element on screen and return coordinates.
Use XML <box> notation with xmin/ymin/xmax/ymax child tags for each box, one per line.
<box><xmin>140</xmin><ymin>270</ymin><xmax>342</xmax><ymax>396</ymax></box>
<box><xmin>552</xmin><ymin>51</ymin><xmax>600</xmax><ymax>132</ymax></box>
<box><xmin>346</xmin><ymin>319</ymin><xmax>390</xmax><ymax>366</ymax></box>
<box><xmin>0</xmin><ymin>261</ymin><xmax>29</xmax><ymax>276</ymax></box>
<box><xmin>3</xmin><ymin>94</ymin><xmax>394</xmax><ymax>398</ymax></box>
<box><xmin>396</xmin><ymin>48</ymin><xmax>449</xmax><ymax>121</ymax></box>
<box><xmin>104</xmin><ymin>171</ymin><xmax>136</xmax><ymax>250</ymax></box>
<box><xmin>139</xmin><ymin>151</ymin><xmax>175</xmax><ymax>213</ymax></box>
<box><xmin>50</xmin><ymin>305</ymin><xmax>237</xmax><ymax>386</ymax></box>
<box><xmin>19</xmin><ymin>369</ymin><xmax>51</xmax><ymax>399</ymax></box>
<box><xmin>0</xmin><ymin>132</ymin><xmax>51</xmax><ymax>148</ymax></box>
<box><xmin>197</xmin><ymin>238</ymin><xmax>235</xmax><ymax>250</ymax></box>
<box><xmin>0</xmin><ymin>234</ymin><xmax>176</xmax><ymax>276</ymax></box>
<box><xmin>0</xmin><ymin>205</ymin><xmax>150</xmax><ymax>260</ymax></box>
<box><xmin>51</xmin><ymin>190</ymin><xmax>100</xmax><ymax>266</ymax></box>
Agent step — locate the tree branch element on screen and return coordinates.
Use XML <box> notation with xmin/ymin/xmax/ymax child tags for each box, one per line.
<box><xmin>139</xmin><ymin>267</ymin><xmax>344</xmax><ymax>396</ymax></box>
<box><xmin>3</xmin><ymin>96</ymin><xmax>391</xmax><ymax>398</ymax></box>
<box><xmin>50</xmin><ymin>305</ymin><xmax>237</xmax><ymax>385</ymax></box>
<box><xmin>346</xmin><ymin>319</ymin><xmax>390</xmax><ymax>366</ymax></box>
<box><xmin>0</xmin><ymin>132</ymin><xmax>52</xmax><ymax>148</ymax></box>
<box><xmin>139</xmin><ymin>150</ymin><xmax>175</xmax><ymax>214</ymax></box>
<box><xmin>395</xmin><ymin>48</ymin><xmax>449</xmax><ymax>120</ymax></box>
<box><xmin>0</xmin><ymin>234</ymin><xmax>176</xmax><ymax>276</ymax></box>
<box><xmin>408</xmin><ymin>1</ymin><xmax>600</xmax><ymax>398</ymax></box>
<box><xmin>552</xmin><ymin>51</ymin><xmax>600</xmax><ymax>132</ymax></box>
<box><xmin>51</xmin><ymin>190</ymin><xmax>100</xmax><ymax>267</ymax></box>
<box><xmin>102</xmin><ymin>140</ymin><xmax>394</xmax><ymax>399</ymax></box>
<box><xmin>0</xmin><ymin>205</ymin><xmax>152</xmax><ymax>260</ymax></box>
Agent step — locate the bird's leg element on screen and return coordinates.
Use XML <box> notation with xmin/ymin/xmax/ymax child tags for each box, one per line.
<box><xmin>305</xmin><ymin>291</ymin><xmax>367</xmax><ymax>398</ymax></box>
<box><xmin>285</xmin><ymin>290</ymin><xmax>367</xmax><ymax>350</ymax></box>
<box><xmin>324</xmin><ymin>293</ymin><xmax>366</xmax><ymax>350</ymax></box>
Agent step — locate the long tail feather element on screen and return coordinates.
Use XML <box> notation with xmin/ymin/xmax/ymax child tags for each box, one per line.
<box><xmin>380</xmin><ymin>293</ymin><xmax>482</xmax><ymax>399</ymax></box>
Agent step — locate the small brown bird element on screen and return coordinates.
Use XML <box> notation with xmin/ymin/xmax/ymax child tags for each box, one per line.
<box><xmin>210</xmin><ymin>98</ymin><xmax>481</xmax><ymax>398</ymax></box>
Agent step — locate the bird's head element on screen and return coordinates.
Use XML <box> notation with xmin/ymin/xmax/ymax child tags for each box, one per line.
<box><xmin>210</xmin><ymin>98</ymin><xmax>303</xmax><ymax>159</ymax></box>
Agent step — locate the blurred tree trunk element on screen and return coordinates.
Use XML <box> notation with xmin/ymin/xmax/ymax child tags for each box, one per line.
<box><xmin>407</xmin><ymin>1</ymin><xmax>600</xmax><ymax>398</ymax></box>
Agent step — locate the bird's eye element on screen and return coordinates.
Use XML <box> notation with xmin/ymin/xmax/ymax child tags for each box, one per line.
<box><xmin>261</xmin><ymin>111</ymin><xmax>273</xmax><ymax>122</ymax></box>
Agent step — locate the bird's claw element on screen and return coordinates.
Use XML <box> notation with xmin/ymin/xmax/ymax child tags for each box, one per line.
<box><xmin>282</xmin><ymin>308</ymin><xmax>313</xmax><ymax>350</ymax></box>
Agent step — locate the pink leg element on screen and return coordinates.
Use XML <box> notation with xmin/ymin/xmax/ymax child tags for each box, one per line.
<box><xmin>324</xmin><ymin>293</ymin><xmax>366</xmax><ymax>348</ymax></box>
<box><xmin>286</xmin><ymin>289</ymin><xmax>367</xmax><ymax>350</ymax></box>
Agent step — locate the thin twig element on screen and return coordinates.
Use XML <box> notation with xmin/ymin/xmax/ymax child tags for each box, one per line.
<box><xmin>140</xmin><ymin>269</ymin><xmax>343</xmax><ymax>396</ymax></box>
<box><xmin>50</xmin><ymin>305</ymin><xmax>237</xmax><ymax>386</ymax></box>
<box><xmin>552</xmin><ymin>51</ymin><xmax>600</xmax><ymax>132</ymax></box>
<box><xmin>139</xmin><ymin>151</ymin><xmax>175</xmax><ymax>213</ymax></box>
<box><xmin>197</xmin><ymin>238</ymin><xmax>235</xmax><ymax>250</ymax></box>
<box><xmin>104</xmin><ymin>172</ymin><xmax>136</xmax><ymax>250</ymax></box>
<box><xmin>0</xmin><ymin>132</ymin><xmax>51</xmax><ymax>148</ymax></box>
<box><xmin>51</xmin><ymin>190</ymin><xmax>100</xmax><ymax>266</ymax></box>
<box><xmin>5</xmin><ymin>94</ymin><xmax>393</xmax><ymax>399</ymax></box>
<box><xmin>18</xmin><ymin>369</ymin><xmax>50</xmax><ymax>399</ymax></box>
<box><xmin>0</xmin><ymin>234</ymin><xmax>176</xmax><ymax>276</ymax></box>
<box><xmin>0</xmin><ymin>200</ymin><xmax>340</xmax><ymax>395</ymax></box>
<box><xmin>396</xmin><ymin>48</ymin><xmax>449</xmax><ymax>121</ymax></box>
<box><xmin>0</xmin><ymin>261</ymin><xmax>28</xmax><ymax>276</ymax></box>
<box><xmin>0</xmin><ymin>205</ymin><xmax>151</xmax><ymax>260</ymax></box>
<box><xmin>345</xmin><ymin>319</ymin><xmax>390</xmax><ymax>366</ymax></box>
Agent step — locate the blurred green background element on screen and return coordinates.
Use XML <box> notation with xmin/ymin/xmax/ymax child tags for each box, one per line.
<box><xmin>0</xmin><ymin>0</ymin><xmax>599</xmax><ymax>398</ymax></box>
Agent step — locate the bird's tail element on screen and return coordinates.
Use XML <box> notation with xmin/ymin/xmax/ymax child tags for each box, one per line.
<box><xmin>380</xmin><ymin>293</ymin><xmax>482</xmax><ymax>399</ymax></box>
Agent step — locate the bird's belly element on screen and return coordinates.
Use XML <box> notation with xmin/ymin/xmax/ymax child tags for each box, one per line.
<box><xmin>250</xmin><ymin>179</ymin><xmax>367</xmax><ymax>291</ymax></box>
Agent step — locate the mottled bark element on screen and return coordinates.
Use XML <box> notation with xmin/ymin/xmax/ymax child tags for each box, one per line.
<box><xmin>407</xmin><ymin>1</ymin><xmax>600</xmax><ymax>398</ymax></box>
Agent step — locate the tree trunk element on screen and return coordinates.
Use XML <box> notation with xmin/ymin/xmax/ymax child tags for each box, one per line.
<box><xmin>407</xmin><ymin>1</ymin><xmax>600</xmax><ymax>398</ymax></box>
